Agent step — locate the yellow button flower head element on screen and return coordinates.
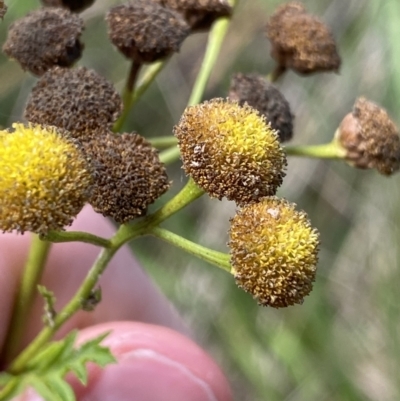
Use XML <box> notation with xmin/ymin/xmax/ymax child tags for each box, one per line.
<box><xmin>228</xmin><ymin>197</ymin><xmax>320</xmax><ymax>308</ymax></box>
<box><xmin>174</xmin><ymin>98</ymin><xmax>287</xmax><ymax>205</ymax></box>
<box><xmin>0</xmin><ymin>123</ymin><xmax>92</xmax><ymax>234</ymax></box>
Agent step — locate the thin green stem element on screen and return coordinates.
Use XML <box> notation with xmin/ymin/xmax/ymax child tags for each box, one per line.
<box><xmin>149</xmin><ymin>136</ymin><xmax>178</xmax><ymax>149</ymax></box>
<box><xmin>43</xmin><ymin>230</ymin><xmax>112</xmax><ymax>248</ymax></box>
<box><xmin>267</xmin><ymin>65</ymin><xmax>287</xmax><ymax>83</ymax></box>
<box><xmin>159</xmin><ymin>145</ymin><xmax>180</xmax><ymax>164</ymax></box>
<box><xmin>150</xmin><ymin>226</ymin><xmax>232</xmax><ymax>272</ymax></box>
<box><xmin>284</xmin><ymin>141</ymin><xmax>346</xmax><ymax>159</ymax></box>
<box><xmin>188</xmin><ymin>12</ymin><xmax>233</xmax><ymax>106</ymax></box>
<box><xmin>2</xmin><ymin>236</ymin><xmax>51</xmax><ymax>365</ymax></box>
<box><xmin>8</xmin><ymin>244</ymin><xmax>120</xmax><ymax>373</ymax></box>
<box><xmin>113</xmin><ymin>60</ymin><xmax>167</xmax><ymax>132</ymax></box>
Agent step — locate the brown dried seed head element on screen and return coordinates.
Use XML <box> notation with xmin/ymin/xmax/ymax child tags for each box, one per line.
<box><xmin>3</xmin><ymin>8</ymin><xmax>84</xmax><ymax>76</ymax></box>
<box><xmin>174</xmin><ymin>98</ymin><xmax>287</xmax><ymax>205</ymax></box>
<box><xmin>229</xmin><ymin>197</ymin><xmax>320</xmax><ymax>308</ymax></box>
<box><xmin>154</xmin><ymin>0</ymin><xmax>232</xmax><ymax>31</ymax></box>
<box><xmin>85</xmin><ymin>132</ymin><xmax>170</xmax><ymax>223</ymax></box>
<box><xmin>266</xmin><ymin>1</ymin><xmax>341</xmax><ymax>75</ymax></box>
<box><xmin>106</xmin><ymin>0</ymin><xmax>190</xmax><ymax>63</ymax></box>
<box><xmin>24</xmin><ymin>67</ymin><xmax>122</xmax><ymax>140</ymax></box>
<box><xmin>40</xmin><ymin>0</ymin><xmax>95</xmax><ymax>13</ymax></box>
<box><xmin>229</xmin><ymin>73</ymin><xmax>294</xmax><ymax>142</ymax></box>
<box><xmin>336</xmin><ymin>98</ymin><xmax>400</xmax><ymax>175</ymax></box>
<box><xmin>0</xmin><ymin>1</ymin><xmax>7</xmax><ymax>19</ymax></box>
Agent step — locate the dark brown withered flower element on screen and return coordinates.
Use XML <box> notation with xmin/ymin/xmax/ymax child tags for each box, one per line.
<box><xmin>106</xmin><ymin>0</ymin><xmax>190</xmax><ymax>63</ymax></box>
<box><xmin>229</xmin><ymin>73</ymin><xmax>294</xmax><ymax>142</ymax></box>
<box><xmin>266</xmin><ymin>2</ymin><xmax>341</xmax><ymax>75</ymax></box>
<box><xmin>85</xmin><ymin>132</ymin><xmax>170</xmax><ymax>223</ymax></box>
<box><xmin>40</xmin><ymin>0</ymin><xmax>95</xmax><ymax>13</ymax></box>
<box><xmin>3</xmin><ymin>8</ymin><xmax>84</xmax><ymax>76</ymax></box>
<box><xmin>336</xmin><ymin>97</ymin><xmax>400</xmax><ymax>175</ymax></box>
<box><xmin>0</xmin><ymin>1</ymin><xmax>7</xmax><ymax>19</ymax></box>
<box><xmin>155</xmin><ymin>0</ymin><xmax>232</xmax><ymax>31</ymax></box>
<box><xmin>24</xmin><ymin>67</ymin><xmax>122</xmax><ymax>140</ymax></box>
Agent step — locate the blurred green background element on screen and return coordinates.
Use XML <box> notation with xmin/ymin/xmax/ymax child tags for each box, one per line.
<box><xmin>2</xmin><ymin>0</ymin><xmax>400</xmax><ymax>400</ymax></box>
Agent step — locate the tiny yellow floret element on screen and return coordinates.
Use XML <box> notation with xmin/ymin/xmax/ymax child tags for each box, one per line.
<box><xmin>0</xmin><ymin>123</ymin><xmax>92</xmax><ymax>234</ymax></box>
<box><xmin>228</xmin><ymin>197</ymin><xmax>320</xmax><ymax>308</ymax></box>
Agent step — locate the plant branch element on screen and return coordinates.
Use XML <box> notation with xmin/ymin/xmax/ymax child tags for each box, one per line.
<box><xmin>284</xmin><ymin>141</ymin><xmax>347</xmax><ymax>159</ymax></box>
<box><xmin>43</xmin><ymin>230</ymin><xmax>112</xmax><ymax>248</ymax></box>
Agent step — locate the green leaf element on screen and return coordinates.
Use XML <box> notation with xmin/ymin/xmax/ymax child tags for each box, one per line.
<box><xmin>0</xmin><ymin>331</ymin><xmax>116</xmax><ymax>401</ymax></box>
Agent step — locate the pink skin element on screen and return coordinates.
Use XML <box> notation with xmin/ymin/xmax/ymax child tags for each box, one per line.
<box><xmin>0</xmin><ymin>206</ymin><xmax>232</xmax><ymax>401</ymax></box>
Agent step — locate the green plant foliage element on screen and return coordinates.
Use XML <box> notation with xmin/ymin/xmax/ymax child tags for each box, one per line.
<box><xmin>0</xmin><ymin>331</ymin><xmax>115</xmax><ymax>401</ymax></box>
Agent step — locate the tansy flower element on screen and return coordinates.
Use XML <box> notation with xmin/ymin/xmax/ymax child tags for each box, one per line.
<box><xmin>3</xmin><ymin>8</ymin><xmax>84</xmax><ymax>76</ymax></box>
<box><xmin>84</xmin><ymin>132</ymin><xmax>170</xmax><ymax>223</ymax></box>
<box><xmin>106</xmin><ymin>1</ymin><xmax>190</xmax><ymax>63</ymax></box>
<box><xmin>336</xmin><ymin>97</ymin><xmax>400</xmax><ymax>175</ymax></box>
<box><xmin>228</xmin><ymin>197</ymin><xmax>320</xmax><ymax>308</ymax></box>
<box><xmin>174</xmin><ymin>98</ymin><xmax>287</xmax><ymax>205</ymax></box>
<box><xmin>0</xmin><ymin>123</ymin><xmax>92</xmax><ymax>234</ymax></box>
<box><xmin>266</xmin><ymin>2</ymin><xmax>341</xmax><ymax>75</ymax></box>
<box><xmin>229</xmin><ymin>73</ymin><xmax>294</xmax><ymax>142</ymax></box>
<box><xmin>24</xmin><ymin>67</ymin><xmax>122</xmax><ymax>140</ymax></box>
<box><xmin>154</xmin><ymin>0</ymin><xmax>232</xmax><ymax>31</ymax></box>
<box><xmin>0</xmin><ymin>0</ymin><xmax>7</xmax><ymax>19</ymax></box>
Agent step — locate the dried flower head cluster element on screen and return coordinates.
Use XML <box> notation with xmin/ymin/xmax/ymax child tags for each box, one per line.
<box><xmin>155</xmin><ymin>0</ymin><xmax>232</xmax><ymax>31</ymax></box>
<box><xmin>25</xmin><ymin>67</ymin><xmax>122</xmax><ymax>140</ymax></box>
<box><xmin>174</xmin><ymin>99</ymin><xmax>286</xmax><ymax>205</ymax></box>
<box><xmin>0</xmin><ymin>0</ymin><xmax>7</xmax><ymax>19</ymax></box>
<box><xmin>106</xmin><ymin>1</ymin><xmax>190</xmax><ymax>63</ymax></box>
<box><xmin>3</xmin><ymin>8</ymin><xmax>84</xmax><ymax>76</ymax></box>
<box><xmin>266</xmin><ymin>2</ymin><xmax>341</xmax><ymax>75</ymax></box>
<box><xmin>0</xmin><ymin>123</ymin><xmax>92</xmax><ymax>234</ymax></box>
<box><xmin>336</xmin><ymin>98</ymin><xmax>400</xmax><ymax>175</ymax></box>
<box><xmin>85</xmin><ymin>132</ymin><xmax>170</xmax><ymax>223</ymax></box>
<box><xmin>229</xmin><ymin>197</ymin><xmax>319</xmax><ymax>308</ymax></box>
<box><xmin>40</xmin><ymin>0</ymin><xmax>95</xmax><ymax>13</ymax></box>
<box><xmin>229</xmin><ymin>73</ymin><xmax>293</xmax><ymax>142</ymax></box>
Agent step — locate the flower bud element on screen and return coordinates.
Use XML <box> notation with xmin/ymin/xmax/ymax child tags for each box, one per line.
<box><xmin>40</xmin><ymin>0</ymin><xmax>95</xmax><ymax>13</ymax></box>
<box><xmin>155</xmin><ymin>0</ymin><xmax>232</xmax><ymax>31</ymax></box>
<box><xmin>174</xmin><ymin>99</ymin><xmax>287</xmax><ymax>205</ymax></box>
<box><xmin>25</xmin><ymin>67</ymin><xmax>122</xmax><ymax>140</ymax></box>
<box><xmin>229</xmin><ymin>73</ymin><xmax>294</xmax><ymax>142</ymax></box>
<box><xmin>228</xmin><ymin>197</ymin><xmax>320</xmax><ymax>308</ymax></box>
<box><xmin>0</xmin><ymin>123</ymin><xmax>92</xmax><ymax>234</ymax></box>
<box><xmin>266</xmin><ymin>2</ymin><xmax>341</xmax><ymax>75</ymax></box>
<box><xmin>336</xmin><ymin>97</ymin><xmax>400</xmax><ymax>175</ymax></box>
<box><xmin>106</xmin><ymin>1</ymin><xmax>190</xmax><ymax>63</ymax></box>
<box><xmin>3</xmin><ymin>8</ymin><xmax>84</xmax><ymax>76</ymax></box>
<box><xmin>84</xmin><ymin>132</ymin><xmax>170</xmax><ymax>223</ymax></box>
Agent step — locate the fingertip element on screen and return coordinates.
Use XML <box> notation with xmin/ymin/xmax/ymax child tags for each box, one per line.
<box><xmin>73</xmin><ymin>322</ymin><xmax>233</xmax><ymax>401</ymax></box>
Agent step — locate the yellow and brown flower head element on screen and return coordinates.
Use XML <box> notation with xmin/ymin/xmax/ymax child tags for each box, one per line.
<box><xmin>266</xmin><ymin>2</ymin><xmax>341</xmax><ymax>75</ymax></box>
<box><xmin>106</xmin><ymin>0</ymin><xmax>190</xmax><ymax>63</ymax></box>
<box><xmin>3</xmin><ymin>8</ymin><xmax>84</xmax><ymax>76</ymax></box>
<box><xmin>229</xmin><ymin>73</ymin><xmax>294</xmax><ymax>142</ymax></box>
<box><xmin>155</xmin><ymin>0</ymin><xmax>232</xmax><ymax>31</ymax></box>
<box><xmin>0</xmin><ymin>123</ymin><xmax>92</xmax><ymax>234</ymax></box>
<box><xmin>40</xmin><ymin>0</ymin><xmax>95</xmax><ymax>13</ymax></box>
<box><xmin>174</xmin><ymin>99</ymin><xmax>287</xmax><ymax>205</ymax></box>
<box><xmin>24</xmin><ymin>67</ymin><xmax>122</xmax><ymax>141</ymax></box>
<box><xmin>228</xmin><ymin>197</ymin><xmax>320</xmax><ymax>308</ymax></box>
<box><xmin>84</xmin><ymin>132</ymin><xmax>170</xmax><ymax>223</ymax></box>
<box><xmin>336</xmin><ymin>97</ymin><xmax>400</xmax><ymax>175</ymax></box>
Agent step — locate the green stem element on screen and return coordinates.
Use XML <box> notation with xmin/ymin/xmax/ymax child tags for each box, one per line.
<box><xmin>2</xmin><ymin>236</ymin><xmax>51</xmax><ymax>365</ymax></box>
<box><xmin>284</xmin><ymin>141</ymin><xmax>346</xmax><ymax>159</ymax></box>
<box><xmin>150</xmin><ymin>226</ymin><xmax>232</xmax><ymax>272</ymax></box>
<box><xmin>113</xmin><ymin>60</ymin><xmax>167</xmax><ymax>132</ymax></box>
<box><xmin>8</xmin><ymin>244</ymin><xmax>119</xmax><ymax>374</ymax></box>
<box><xmin>43</xmin><ymin>230</ymin><xmax>112</xmax><ymax>248</ymax></box>
<box><xmin>188</xmin><ymin>11</ymin><xmax>233</xmax><ymax>106</ymax></box>
<box><xmin>149</xmin><ymin>136</ymin><xmax>178</xmax><ymax>149</ymax></box>
<box><xmin>267</xmin><ymin>65</ymin><xmax>287</xmax><ymax>83</ymax></box>
<box><xmin>159</xmin><ymin>145</ymin><xmax>180</xmax><ymax>164</ymax></box>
